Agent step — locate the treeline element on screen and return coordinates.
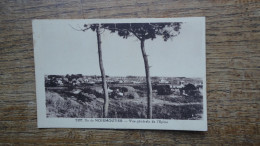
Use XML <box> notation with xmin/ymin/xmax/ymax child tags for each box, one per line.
<box><xmin>45</xmin><ymin>74</ymin><xmax>87</xmax><ymax>87</ymax></box>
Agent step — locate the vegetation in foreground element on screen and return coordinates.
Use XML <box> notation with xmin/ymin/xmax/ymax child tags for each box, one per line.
<box><xmin>46</xmin><ymin>85</ymin><xmax>203</xmax><ymax>120</ymax></box>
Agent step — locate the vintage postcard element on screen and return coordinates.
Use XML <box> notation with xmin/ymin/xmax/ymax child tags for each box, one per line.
<box><xmin>33</xmin><ymin>17</ymin><xmax>207</xmax><ymax>131</ymax></box>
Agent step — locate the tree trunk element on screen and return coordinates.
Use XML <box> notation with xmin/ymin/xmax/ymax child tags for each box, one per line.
<box><xmin>96</xmin><ymin>25</ymin><xmax>109</xmax><ymax>118</ymax></box>
<box><xmin>140</xmin><ymin>40</ymin><xmax>153</xmax><ymax>119</ymax></box>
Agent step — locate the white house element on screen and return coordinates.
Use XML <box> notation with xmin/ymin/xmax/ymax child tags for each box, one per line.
<box><xmin>159</xmin><ymin>79</ymin><xmax>169</xmax><ymax>84</ymax></box>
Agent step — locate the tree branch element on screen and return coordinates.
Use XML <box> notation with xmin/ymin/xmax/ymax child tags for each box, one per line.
<box><xmin>99</xmin><ymin>28</ymin><xmax>106</xmax><ymax>34</ymax></box>
<box><xmin>69</xmin><ymin>24</ymin><xmax>89</xmax><ymax>32</ymax></box>
<box><xmin>130</xmin><ymin>30</ymin><xmax>142</xmax><ymax>40</ymax></box>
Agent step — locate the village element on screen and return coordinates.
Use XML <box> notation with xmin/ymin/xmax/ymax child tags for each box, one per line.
<box><xmin>45</xmin><ymin>74</ymin><xmax>203</xmax><ymax>97</ymax></box>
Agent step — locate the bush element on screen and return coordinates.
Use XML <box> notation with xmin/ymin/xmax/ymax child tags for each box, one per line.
<box><xmin>132</xmin><ymin>85</ymin><xmax>147</xmax><ymax>91</ymax></box>
<box><xmin>183</xmin><ymin>84</ymin><xmax>199</xmax><ymax>96</ymax></box>
<box><xmin>82</xmin><ymin>87</ymin><xmax>103</xmax><ymax>98</ymax></box>
<box><xmin>109</xmin><ymin>86</ymin><xmax>139</xmax><ymax>99</ymax></box>
<box><xmin>77</xmin><ymin>92</ymin><xmax>96</xmax><ymax>102</ymax></box>
<box><xmin>153</xmin><ymin>104</ymin><xmax>203</xmax><ymax>120</ymax></box>
<box><xmin>46</xmin><ymin>91</ymin><xmax>86</xmax><ymax>117</ymax></box>
<box><xmin>46</xmin><ymin>90</ymin><xmax>103</xmax><ymax>118</ymax></box>
<box><xmin>154</xmin><ymin>85</ymin><xmax>173</xmax><ymax>95</ymax></box>
<box><xmin>110</xmin><ymin>86</ymin><xmax>135</xmax><ymax>92</ymax></box>
<box><xmin>108</xmin><ymin>100</ymin><xmax>146</xmax><ymax>118</ymax></box>
<box><xmin>124</xmin><ymin>91</ymin><xmax>139</xmax><ymax>99</ymax></box>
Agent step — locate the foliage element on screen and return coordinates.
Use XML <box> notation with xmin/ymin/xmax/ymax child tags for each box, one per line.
<box><xmin>183</xmin><ymin>83</ymin><xmax>197</xmax><ymax>90</ymax></box>
<box><xmin>83</xmin><ymin>22</ymin><xmax>182</xmax><ymax>41</ymax></box>
<box><xmin>153</xmin><ymin>85</ymin><xmax>173</xmax><ymax>95</ymax></box>
<box><xmin>182</xmin><ymin>83</ymin><xmax>201</xmax><ymax>96</ymax></box>
<box><xmin>153</xmin><ymin>104</ymin><xmax>203</xmax><ymax>120</ymax></box>
<box><xmin>46</xmin><ymin>85</ymin><xmax>203</xmax><ymax>120</ymax></box>
<box><xmin>156</xmin><ymin>94</ymin><xmax>203</xmax><ymax>103</ymax></box>
<box><xmin>109</xmin><ymin>86</ymin><xmax>140</xmax><ymax>99</ymax></box>
<box><xmin>82</xmin><ymin>87</ymin><xmax>103</xmax><ymax>98</ymax></box>
<box><xmin>46</xmin><ymin>90</ymin><xmax>103</xmax><ymax>118</ymax></box>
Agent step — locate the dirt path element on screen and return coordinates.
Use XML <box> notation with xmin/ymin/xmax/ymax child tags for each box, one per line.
<box><xmin>120</xmin><ymin>97</ymin><xmax>202</xmax><ymax>107</ymax></box>
<box><xmin>153</xmin><ymin>99</ymin><xmax>202</xmax><ymax>106</ymax></box>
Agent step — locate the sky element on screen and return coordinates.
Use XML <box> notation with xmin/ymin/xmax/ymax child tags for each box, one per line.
<box><xmin>33</xmin><ymin>18</ymin><xmax>205</xmax><ymax>78</ymax></box>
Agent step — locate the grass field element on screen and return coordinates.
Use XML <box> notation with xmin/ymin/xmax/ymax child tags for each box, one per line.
<box><xmin>45</xmin><ymin>85</ymin><xmax>203</xmax><ymax>120</ymax></box>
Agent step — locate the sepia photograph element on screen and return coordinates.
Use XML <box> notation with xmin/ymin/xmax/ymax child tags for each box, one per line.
<box><xmin>33</xmin><ymin>18</ymin><xmax>207</xmax><ymax>130</ymax></box>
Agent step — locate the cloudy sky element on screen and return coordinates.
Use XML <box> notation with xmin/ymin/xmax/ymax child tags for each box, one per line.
<box><xmin>33</xmin><ymin>18</ymin><xmax>205</xmax><ymax>78</ymax></box>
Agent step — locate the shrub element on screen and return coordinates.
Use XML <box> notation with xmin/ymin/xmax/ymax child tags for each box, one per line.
<box><xmin>153</xmin><ymin>104</ymin><xmax>203</xmax><ymax>120</ymax></box>
<box><xmin>124</xmin><ymin>91</ymin><xmax>139</xmax><ymax>99</ymax></box>
<box><xmin>77</xmin><ymin>92</ymin><xmax>96</xmax><ymax>102</ymax></box>
<box><xmin>109</xmin><ymin>86</ymin><xmax>140</xmax><ymax>99</ymax></box>
<box><xmin>46</xmin><ymin>90</ymin><xmax>104</xmax><ymax>118</ymax></box>
<box><xmin>154</xmin><ymin>85</ymin><xmax>173</xmax><ymax>95</ymax></box>
<box><xmin>82</xmin><ymin>87</ymin><xmax>103</xmax><ymax>98</ymax></box>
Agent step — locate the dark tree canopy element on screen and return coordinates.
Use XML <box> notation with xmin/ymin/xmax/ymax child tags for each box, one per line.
<box><xmin>83</xmin><ymin>22</ymin><xmax>182</xmax><ymax>41</ymax></box>
<box><xmin>183</xmin><ymin>83</ymin><xmax>197</xmax><ymax>91</ymax></box>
